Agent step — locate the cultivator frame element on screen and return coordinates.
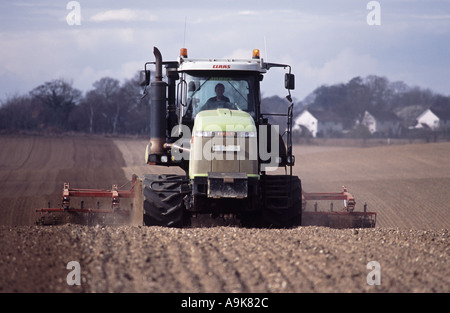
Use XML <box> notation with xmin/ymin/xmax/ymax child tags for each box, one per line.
<box><xmin>302</xmin><ymin>186</ymin><xmax>376</xmax><ymax>228</ymax></box>
<box><xmin>35</xmin><ymin>175</ymin><xmax>139</xmax><ymax>226</ymax></box>
<box><xmin>35</xmin><ymin>178</ymin><xmax>376</xmax><ymax>228</ymax></box>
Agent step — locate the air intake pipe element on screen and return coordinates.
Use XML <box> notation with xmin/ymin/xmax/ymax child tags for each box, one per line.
<box><xmin>149</xmin><ymin>47</ymin><xmax>167</xmax><ymax>157</ymax></box>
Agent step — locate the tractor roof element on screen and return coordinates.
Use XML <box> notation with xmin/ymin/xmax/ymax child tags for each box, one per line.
<box><xmin>176</xmin><ymin>48</ymin><xmax>270</xmax><ymax>73</ymax></box>
<box><xmin>178</xmin><ymin>57</ymin><xmax>267</xmax><ymax>73</ymax></box>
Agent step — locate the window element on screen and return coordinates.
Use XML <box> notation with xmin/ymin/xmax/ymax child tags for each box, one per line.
<box><xmin>182</xmin><ymin>72</ymin><xmax>257</xmax><ymax>122</ymax></box>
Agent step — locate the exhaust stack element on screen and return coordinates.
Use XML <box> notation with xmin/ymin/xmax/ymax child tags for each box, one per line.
<box><xmin>149</xmin><ymin>47</ymin><xmax>167</xmax><ymax>158</ymax></box>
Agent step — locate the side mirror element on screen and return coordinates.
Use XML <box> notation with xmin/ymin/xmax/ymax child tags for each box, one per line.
<box><xmin>140</xmin><ymin>70</ymin><xmax>151</xmax><ymax>87</ymax></box>
<box><xmin>285</xmin><ymin>73</ymin><xmax>295</xmax><ymax>90</ymax></box>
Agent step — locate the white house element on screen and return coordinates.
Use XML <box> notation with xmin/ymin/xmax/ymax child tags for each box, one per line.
<box><xmin>293</xmin><ymin>109</ymin><xmax>317</xmax><ymax>137</ymax></box>
<box><xmin>360</xmin><ymin>111</ymin><xmax>377</xmax><ymax>134</ymax></box>
<box><xmin>293</xmin><ymin>109</ymin><xmax>343</xmax><ymax>138</ymax></box>
<box><xmin>414</xmin><ymin>109</ymin><xmax>440</xmax><ymax>130</ymax></box>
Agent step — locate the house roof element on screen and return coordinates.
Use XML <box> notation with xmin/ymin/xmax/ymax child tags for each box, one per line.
<box><xmin>417</xmin><ymin>108</ymin><xmax>438</xmax><ymax>120</ymax></box>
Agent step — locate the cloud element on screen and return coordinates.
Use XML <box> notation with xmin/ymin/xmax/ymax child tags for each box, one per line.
<box><xmin>287</xmin><ymin>49</ymin><xmax>379</xmax><ymax>99</ymax></box>
<box><xmin>0</xmin><ymin>1</ymin><xmax>449</xmax><ymax>101</ymax></box>
<box><xmin>225</xmin><ymin>49</ymin><xmax>254</xmax><ymax>59</ymax></box>
<box><xmin>237</xmin><ymin>10</ymin><xmax>258</xmax><ymax>16</ymax></box>
<box><xmin>410</xmin><ymin>14</ymin><xmax>450</xmax><ymax>20</ymax></box>
<box><xmin>90</xmin><ymin>9</ymin><xmax>158</xmax><ymax>23</ymax></box>
<box><xmin>316</xmin><ymin>48</ymin><xmax>378</xmax><ymax>82</ymax></box>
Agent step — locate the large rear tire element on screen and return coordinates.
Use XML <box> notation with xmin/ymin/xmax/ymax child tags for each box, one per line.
<box><xmin>142</xmin><ymin>174</ymin><xmax>191</xmax><ymax>227</ymax></box>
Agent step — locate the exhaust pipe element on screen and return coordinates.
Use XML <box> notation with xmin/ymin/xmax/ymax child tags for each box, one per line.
<box><xmin>153</xmin><ymin>47</ymin><xmax>163</xmax><ymax>81</ymax></box>
<box><xmin>149</xmin><ymin>47</ymin><xmax>167</xmax><ymax>157</ymax></box>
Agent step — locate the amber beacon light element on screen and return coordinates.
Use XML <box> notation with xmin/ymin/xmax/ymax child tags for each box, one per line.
<box><xmin>252</xmin><ymin>49</ymin><xmax>260</xmax><ymax>59</ymax></box>
<box><xmin>180</xmin><ymin>48</ymin><xmax>188</xmax><ymax>58</ymax></box>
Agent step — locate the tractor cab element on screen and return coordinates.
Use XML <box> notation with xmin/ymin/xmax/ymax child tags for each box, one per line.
<box><xmin>140</xmin><ymin>47</ymin><xmax>296</xmax><ymax>173</ymax></box>
<box><xmin>181</xmin><ymin>71</ymin><xmax>259</xmax><ymax>126</ymax></box>
<box><xmin>176</xmin><ymin>49</ymin><xmax>265</xmax><ymax>131</ymax></box>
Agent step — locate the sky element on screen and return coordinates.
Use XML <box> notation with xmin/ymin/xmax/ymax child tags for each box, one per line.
<box><xmin>0</xmin><ymin>0</ymin><xmax>449</xmax><ymax>103</ymax></box>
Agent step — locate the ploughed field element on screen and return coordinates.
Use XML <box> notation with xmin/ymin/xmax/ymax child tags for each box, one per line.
<box><xmin>0</xmin><ymin>135</ymin><xmax>448</xmax><ymax>292</ymax></box>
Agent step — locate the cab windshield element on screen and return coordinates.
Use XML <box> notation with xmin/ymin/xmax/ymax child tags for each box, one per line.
<box><xmin>182</xmin><ymin>72</ymin><xmax>258</xmax><ymax>121</ymax></box>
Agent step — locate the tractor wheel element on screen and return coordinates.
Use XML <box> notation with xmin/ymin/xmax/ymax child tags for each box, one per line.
<box><xmin>142</xmin><ymin>174</ymin><xmax>191</xmax><ymax>227</ymax></box>
<box><xmin>261</xmin><ymin>175</ymin><xmax>302</xmax><ymax>228</ymax></box>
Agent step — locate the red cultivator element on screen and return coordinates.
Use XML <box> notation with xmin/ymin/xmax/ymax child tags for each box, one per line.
<box><xmin>35</xmin><ymin>175</ymin><xmax>140</xmax><ymax>226</ymax></box>
<box><xmin>302</xmin><ymin>186</ymin><xmax>376</xmax><ymax>228</ymax></box>
<box><xmin>36</xmin><ymin>178</ymin><xmax>375</xmax><ymax>228</ymax></box>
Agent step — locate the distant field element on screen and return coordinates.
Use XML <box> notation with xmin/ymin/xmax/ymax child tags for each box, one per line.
<box><xmin>293</xmin><ymin>142</ymin><xmax>450</xmax><ymax>229</ymax></box>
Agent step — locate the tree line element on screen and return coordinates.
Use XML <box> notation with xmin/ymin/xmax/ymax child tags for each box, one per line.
<box><xmin>1</xmin><ymin>73</ymin><xmax>449</xmax><ymax>138</ymax></box>
<box><xmin>299</xmin><ymin>75</ymin><xmax>450</xmax><ymax>130</ymax></box>
<box><xmin>0</xmin><ymin>74</ymin><xmax>150</xmax><ymax>135</ymax></box>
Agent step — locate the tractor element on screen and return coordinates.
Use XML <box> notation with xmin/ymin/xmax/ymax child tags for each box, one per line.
<box><xmin>140</xmin><ymin>47</ymin><xmax>301</xmax><ymax>227</ymax></box>
<box><xmin>36</xmin><ymin>47</ymin><xmax>376</xmax><ymax>228</ymax></box>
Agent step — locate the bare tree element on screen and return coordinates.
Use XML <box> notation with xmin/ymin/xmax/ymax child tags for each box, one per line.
<box><xmin>29</xmin><ymin>79</ymin><xmax>82</xmax><ymax>131</ymax></box>
<box><xmin>120</xmin><ymin>72</ymin><xmax>150</xmax><ymax>134</ymax></box>
<box><xmin>0</xmin><ymin>94</ymin><xmax>36</xmax><ymax>131</ymax></box>
<box><xmin>91</xmin><ymin>77</ymin><xmax>122</xmax><ymax>134</ymax></box>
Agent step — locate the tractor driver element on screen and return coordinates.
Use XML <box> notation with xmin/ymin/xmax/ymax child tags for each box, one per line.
<box><xmin>203</xmin><ymin>83</ymin><xmax>238</xmax><ymax>110</ymax></box>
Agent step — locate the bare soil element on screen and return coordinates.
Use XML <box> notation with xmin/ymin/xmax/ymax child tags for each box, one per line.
<box><xmin>0</xmin><ymin>135</ymin><xmax>449</xmax><ymax>293</ymax></box>
<box><xmin>292</xmin><ymin>142</ymin><xmax>450</xmax><ymax>230</ymax></box>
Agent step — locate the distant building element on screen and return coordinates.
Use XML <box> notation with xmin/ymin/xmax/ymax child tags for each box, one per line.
<box><xmin>360</xmin><ymin>110</ymin><xmax>402</xmax><ymax>137</ymax></box>
<box><xmin>414</xmin><ymin>109</ymin><xmax>440</xmax><ymax>130</ymax></box>
<box><xmin>414</xmin><ymin>108</ymin><xmax>450</xmax><ymax>130</ymax></box>
<box><xmin>293</xmin><ymin>109</ymin><xmax>343</xmax><ymax>138</ymax></box>
<box><xmin>360</xmin><ymin>111</ymin><xmax>377</xmax><ymax>134</ymax></box>
<box><xmin>294</xmin><ymin>109</ymin><xmax>317</xmax><ymax>137</ymax></box>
